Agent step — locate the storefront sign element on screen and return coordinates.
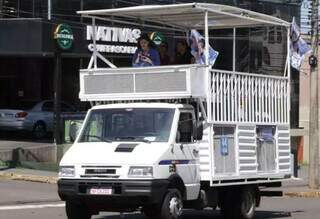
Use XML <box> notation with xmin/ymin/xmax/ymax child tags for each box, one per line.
<box><xmin>86</xmin><ymin>25</ymin><xmax>141</xmax><ymax>54</ymax></box>
<box><xmin>149</xmin><ymin>32</ymin><xmax>165</xmax><ymax>46</ymax></box>
<box><xmin>54</xmin><ymin>24</ymin><xmax>74</xmax><ymax>50</ymax></box>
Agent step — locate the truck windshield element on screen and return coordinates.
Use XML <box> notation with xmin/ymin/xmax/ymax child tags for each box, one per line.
<box><xmin>79</xmin><ymin>108</ymin><xmax>175</xmax><ymax>143</ymax></box>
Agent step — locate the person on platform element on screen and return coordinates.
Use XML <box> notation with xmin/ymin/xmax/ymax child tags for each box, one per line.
<box><xmin>158</xmin><ymin>42</ymin><xmax>171</xmax><ymax>65</ymax></box>
<box><xmin>174</xmin><ymin>40</ymin><xmax>194</xmax><ymax>65</ymax></box>
<box><xmin>132</xmin><ymin>34</ymin><xmax>160</xmax><ymax>67</ymax></box>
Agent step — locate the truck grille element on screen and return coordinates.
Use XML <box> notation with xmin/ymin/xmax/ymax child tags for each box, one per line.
<box><xmin>81</xmin><ymin>166</ymin><xmax>121</xmax><ymax>178</ymax></box>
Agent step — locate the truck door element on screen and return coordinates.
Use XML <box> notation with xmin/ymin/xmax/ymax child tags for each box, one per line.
<box><xmin>174</xmin><ymin>111</ymin><xmax>200</xmax><ymax>200</ymax></box>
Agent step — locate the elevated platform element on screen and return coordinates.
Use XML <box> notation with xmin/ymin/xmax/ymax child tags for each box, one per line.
<box><xmin>79</xmin><ymin>65</ymin><xmax>207</xmax><ymax>102</ymax></box>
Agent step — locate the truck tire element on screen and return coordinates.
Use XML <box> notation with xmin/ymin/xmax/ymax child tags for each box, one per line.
<box><xmin>219</xmin><ymin>187</ymin><xmax>256</xmax><ymax>219</ymax></box>
<box><xmin>160</xmin><ymin>189</ymin><xmax>183</xmax><ymax>219</ymax></box>
<box><xmin>238</xmin><ymin>187</ymin><xmax>256</xmax><ymax>219</ymax></box>
<box><xmin>65</xmin><ymin>201</ymin><xmax>91</xmax><ymax>219</ymax></box>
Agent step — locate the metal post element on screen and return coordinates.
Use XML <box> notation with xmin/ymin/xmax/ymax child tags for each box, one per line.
<box><xmin>204</xmin><ymin>12</ymin><xmax>210</xmax><ymax>67</ymax></box>
<box><xmin>92</xmin><ymin>18</ymin><xmax>98</xmax><ymax>69</ymax></box>
<box><xmin>48</xmin><ymin>0</ymin><xmax>51</xmax><ymax>20</ymax></box>
<box><xmin>309</xmin><ymin>0</ymin><xmax>319</xmax><ymax>189</ymax></box>
<box><xmin>204</xmin><ymin>11</ymin><xmax>214</xmax><ymax>185</ymax></box>
<box><xmin>79</xmin><ymin>0</ymin><xmax>84</xmax><ymax>69</ymax></box>
<box><xmin>17</xmin><ymin>0</ymin><xmax>20</xmax><ymax>17</ymax></box>
<box><xmin>0</xmin><ymin>0</ymin><xmax>3</xmax><ymax>18</ymax></box>
<box><xmin>287</xmin><ymin>27</ymin><xmax>291</xmax><ymax>121</ymax></box>
<box><xmin>32</xmin><ymin>0</ymin><xmax>35</xmax><ymax>18</ymax></box>
<box><xmin>204</xmin><ymin>11</ymin><xmax>211</xmax><ymax>122</ymax></box>
<box><xmin>233</xmin><ymin>28</ymin><xmax>236</xmax><ymax>72</ymax></box>
<box><xmin>53</xmin><ymin>51</ymin><xmax>62</xmax><ymax>145</ymax></box>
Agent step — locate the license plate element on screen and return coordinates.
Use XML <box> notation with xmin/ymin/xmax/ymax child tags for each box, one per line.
<box><xmin>89</xmin><ymin>187</ymin><xmax>112</xmax><ymax>195</ymax></box>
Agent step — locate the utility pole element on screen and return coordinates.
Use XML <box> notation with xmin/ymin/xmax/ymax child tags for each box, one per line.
<box><xmin>48</xmin><ymin>0</ymin><xmax>51</xmax><ymax>20</ymax></box>
<box><xmin>309</xmin><ymin>0</ymin><xmax>319</xmax><ymax>189</ymax></box>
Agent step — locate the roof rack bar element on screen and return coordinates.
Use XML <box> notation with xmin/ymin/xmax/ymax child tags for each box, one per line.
<box><xmin>83</xmin><ymin>15</ymin><xmax>186</xmax><ymax>32</ymax></box>
<box><xmin>196</xmin><ymin>6</ymin><xmax>289</xmax><ymax>27</ymax></box>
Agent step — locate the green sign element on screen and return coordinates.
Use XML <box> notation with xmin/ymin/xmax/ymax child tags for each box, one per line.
<box><xmin>54</xmin><ymin>24</ymin><xmax>74</xmax><ymax>50</ymax></box>
<box><xmin>149</xmin><ymin>32</ymin><xmax>165</xmax><ymax>46</ymax></box>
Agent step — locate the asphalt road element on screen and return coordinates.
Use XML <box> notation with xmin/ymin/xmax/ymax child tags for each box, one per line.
<box><xmin>0</xmin><ymin>179</ymin><xmax>320</xmax><ymax>219</ymax></box>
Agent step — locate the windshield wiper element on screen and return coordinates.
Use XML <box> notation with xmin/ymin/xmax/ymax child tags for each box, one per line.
<box><xmin>114</xmin><ymin>136</ymin><xmax>151</xmax><ymax>143</ymax></box>
<box><xmin>82</xmin><ymin>135</ymin><xmax>112</xmax><ymax>143</ymax></box>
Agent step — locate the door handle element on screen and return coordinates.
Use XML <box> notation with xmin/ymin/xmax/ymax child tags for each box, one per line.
<box><xmin>193</xmin><ymin>149</ymin><xmax>199</xmax><ymax>156</ymax></box>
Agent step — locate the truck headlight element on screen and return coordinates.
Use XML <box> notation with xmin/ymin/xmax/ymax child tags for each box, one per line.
<box><xmin>59</xmin><ymin>166</ymin><xmax>75</xmax><ymax>177</ymax></box>
<box><xmin>128</xmin><ymin>166</ymin><xmax>153</xmax><ymax>178</ymax></box>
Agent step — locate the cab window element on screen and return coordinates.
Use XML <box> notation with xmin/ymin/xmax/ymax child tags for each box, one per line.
<box><xmin>177</xmin><ymin>112</ymin><xmax>193</xmax><ymax>143</ymax></box>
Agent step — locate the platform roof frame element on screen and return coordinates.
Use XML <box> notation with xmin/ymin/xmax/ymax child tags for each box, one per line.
<box><xmin>77</xmin><ymin>3</ymin><xmax>290</xmax><ymax>31</ymax></box>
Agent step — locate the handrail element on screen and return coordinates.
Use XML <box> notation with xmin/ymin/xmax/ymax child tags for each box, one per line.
<box><xmin>211</xmin><ymin>69</ymin><xmax>289</xmax><ymax>80</ymax></box>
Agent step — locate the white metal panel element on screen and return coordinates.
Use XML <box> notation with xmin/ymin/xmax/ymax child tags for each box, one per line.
<box><xmin>199</xmin><ymin>127</ymin><xmax>212</xmax><ymax>180</ymax></box>
<box><xmin>277</xmin><ymin>126</ymin><xmax>291</xmax><ymax>172</ymax></box>
<box><xmin>238</xmin><ymin>126</ymin><xmax>257</xmax><ymax>174</ymax></box>
<box><xmin>79</xmin><ymin>65</ymin><xmax>207</xmax><ymax>101</ymax></box>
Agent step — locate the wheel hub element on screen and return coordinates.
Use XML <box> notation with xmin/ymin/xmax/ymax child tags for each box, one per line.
<box><xmin>169</xmin><ymin>196</ymin><xmax>182</xmax><ymax>218</ymax></box>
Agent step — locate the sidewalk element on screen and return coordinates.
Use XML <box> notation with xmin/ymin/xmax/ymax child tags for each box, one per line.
<box><xmin>0</xmin><ymin>168</ymin><xmax>58</xmax><ymax>184</ymax></box>
<box><xmin>279</xmin><ymin>165</ymin><xmax>320</xmax><ymax>197</ymax></box>
<box><xmin>1</xmin><ymin>165</ymin><xmax>320</xmax><ymax>198</ymax></box>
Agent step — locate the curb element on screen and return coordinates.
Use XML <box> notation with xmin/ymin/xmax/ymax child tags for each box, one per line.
<box><xmin>0</xmin><ymin>172</ymin><xmax>58</xmax><ymax>184</ymax></box>
<box><xmin>284</xmin><ymin>191</ymin><xmax>320</xmax><ymax>198</ymax></box>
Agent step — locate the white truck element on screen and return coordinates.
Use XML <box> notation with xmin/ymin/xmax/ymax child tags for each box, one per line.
<box><xmin>58</xmin><ymin>3</ymin><xmax>293</xmax><ymax>219</ymax></box>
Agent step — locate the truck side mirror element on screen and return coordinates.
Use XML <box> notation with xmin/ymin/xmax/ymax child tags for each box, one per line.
<box><xmin>194</xmin><ymin>121</ymin><xmax>203</xmax><ymax>140</ymax></box>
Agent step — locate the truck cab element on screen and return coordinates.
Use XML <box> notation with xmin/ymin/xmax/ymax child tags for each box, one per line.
<box><xmin>58</xmin><ymin>103</ymin><xmax>203</xmax><ymax>218</ymax></box>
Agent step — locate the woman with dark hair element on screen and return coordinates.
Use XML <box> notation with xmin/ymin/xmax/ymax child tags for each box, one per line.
<box><xmin>174</xmin><ymin>39</ymin><xmax>194</xmax><ymax>65</ymax></box>
<box><xmin>159</xmin><ymin>42</ymin><xmax>171</xmax><ymax>65</ymax></box>
<box><xmin>132</xmin><ymin>33</ymin><xmax>160</xmax><ymax>67</ymax></box>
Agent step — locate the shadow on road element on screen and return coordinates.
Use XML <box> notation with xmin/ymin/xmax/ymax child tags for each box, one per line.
<box><xmin>255</xmin><ymin>210</ymin><xmax>293</xmax><ymax>218</ymax></box>
<box><xmin>94</xmin><ymin>209</ymin><xmax>295</xmax><ymax>219</ymax></box>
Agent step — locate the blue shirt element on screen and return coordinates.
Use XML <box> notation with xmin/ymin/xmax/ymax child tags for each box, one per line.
<box><xmin>132</xmin><ymin>48</ymin><xmax>160</xmax><ymax>67</ymax></box>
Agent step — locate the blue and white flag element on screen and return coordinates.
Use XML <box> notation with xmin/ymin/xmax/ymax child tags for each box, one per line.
<box><xmin>290</xmin><ymin>17</ymin><xmax>311</xmax><ymax>70</ymax></box>
<box><xmin>190</xmin><ymin>29</ymin><xmax>219</xmax><ymax>65</ymax></box>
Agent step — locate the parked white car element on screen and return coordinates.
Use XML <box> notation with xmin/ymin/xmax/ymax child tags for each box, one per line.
<box><xmin>0</xmin><ymin>100</ymin><xmax>76</xmax><ymax>138</ymax></box>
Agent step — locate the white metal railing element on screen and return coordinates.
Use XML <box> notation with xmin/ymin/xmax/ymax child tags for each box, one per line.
<box><xmin>210</xmin><ymin>69</ymin><xmax>289</xmax><ymax>125</ymax></box>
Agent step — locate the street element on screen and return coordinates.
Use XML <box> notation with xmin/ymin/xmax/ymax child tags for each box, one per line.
<box><xmin>0</xmin><ymin>179</ymin><xmax>320</xmax><ymax>219</ymax></box>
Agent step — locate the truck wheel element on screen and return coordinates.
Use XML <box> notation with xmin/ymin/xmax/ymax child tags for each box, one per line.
<box><xmin>238</xmin><ymin>187</ymin><xmax>256</xmax><ymax>219</ymax></box>
<box><xmin>219</xmin><ymin>187</ymin><xmax>256</xmax><ymax>219</ymax></box>
<box><xmin>160</xmin><ymin>189</ymin><xmax>183</xmax><ymax>219</ymax></box>
<box><xmin>65</xmin><ymin>201</ymin><xmax>91</xmax><ymax>219</ymax></box>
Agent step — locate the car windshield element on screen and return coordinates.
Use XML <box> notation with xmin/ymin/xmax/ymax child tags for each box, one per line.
<box><xmin>79</xmin><ymin>108</ymin><xmax>175</xmax><ymax>143</ymax></box>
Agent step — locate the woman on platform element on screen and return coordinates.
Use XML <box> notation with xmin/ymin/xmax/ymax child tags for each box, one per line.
<box><xmin>132</xmin><ymin>34</ymin><xmax>160</xmax><ymax>67</ymax></box>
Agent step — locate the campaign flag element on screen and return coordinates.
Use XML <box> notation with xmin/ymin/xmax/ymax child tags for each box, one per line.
<box><xmin>190</xmin><ymin>29</ymin><xmax>219</xmax><ymax>65</ymax></box>
<box><xmin>290</xmin><ymin>17</ymin><xmax>311</xmax><ymax>70</ymax></box>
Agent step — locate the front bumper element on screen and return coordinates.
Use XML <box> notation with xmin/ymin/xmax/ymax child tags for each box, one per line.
<box><xmin>0</xmin><ymin>120</ymin><xmax>32</xmax><ymax>131</ymax></box>
<box><xmin>58</xmin><ymin>179</ymin><xmax>169</xmax><ymax>210</ymax></box>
